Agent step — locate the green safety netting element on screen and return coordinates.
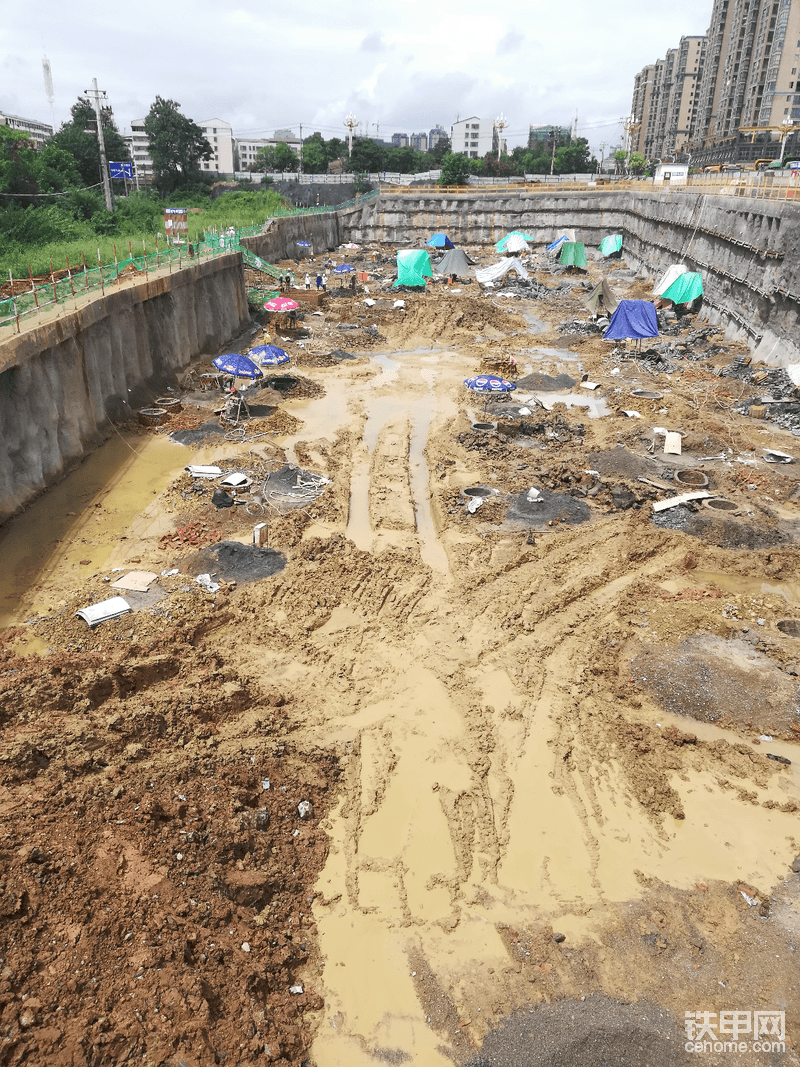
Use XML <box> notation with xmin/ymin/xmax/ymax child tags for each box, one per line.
<box><xmin>661</xmin><ymin>272</ymin><xmax>703</xmax><ymax>305</ymax></box>
<box><xmin>393</xmin><ymin>249</ymin><xmax>433</xmax><ymax>287</ymax></box>
<box><xmin>560</xmin><ymin>242</ymin><xmax>587</xmax><ymax>268</ymax></box>
<box><xmin>496</xmin><ymin>231</ymin><xmax>534</xmax><ymax>252</ymax></box>
<box><xmin>599</xmin><ymin>234</ymin><xmax>623</xmax><ymax>257</ymax></box>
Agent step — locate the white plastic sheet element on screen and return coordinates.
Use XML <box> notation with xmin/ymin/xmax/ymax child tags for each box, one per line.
<box><xmin>475</xmin><ymin>258</ymin><xmax>529</xmax><ymax>283</ymax></box>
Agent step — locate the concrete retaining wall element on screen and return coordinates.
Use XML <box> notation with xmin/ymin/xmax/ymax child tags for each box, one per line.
<box><xmin>0</xmin><ymin>253</ymin><xmax>249</xmax><ymax>524</ymax></box>
<box><xmin>346</xmin><ymin>191</ymin><xmax>800</xmax><ymax>366</ymax></box>
<box><xmin>240</xmin><ymin>205</ymin><xmax>363</xmax><ymax>264</ymax></box>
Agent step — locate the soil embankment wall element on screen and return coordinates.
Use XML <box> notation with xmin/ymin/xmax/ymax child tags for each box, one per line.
<box><xmin>0</xmin><ymin>253</ymin><xmax>248</xmax><ymax>524</ymax></box>
<box><xmin>348</xmin><ymin>191</ymin><xmax>800</xmax><ymax>365</ymax></box>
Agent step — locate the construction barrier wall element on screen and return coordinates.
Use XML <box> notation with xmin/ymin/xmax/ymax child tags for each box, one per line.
<box><xmin>0</xmin><ymin>253</ymin><xmax>249</xmax><ymax>524</ymax></box>
<box><xmin>349</xmin><ymin>191</ymin><xmax>800</xmax><ymax>366</ymax></box>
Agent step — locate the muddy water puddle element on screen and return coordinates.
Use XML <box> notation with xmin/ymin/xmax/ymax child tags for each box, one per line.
<box><xmin>0</xmin><ymin>433</ymin><xmax>197</xmax><ymax>629</ymax></box>
<box><xmin>345</xmin><ymin>350</ymin><xmax>451</xmax><ymax>573</ymax></box>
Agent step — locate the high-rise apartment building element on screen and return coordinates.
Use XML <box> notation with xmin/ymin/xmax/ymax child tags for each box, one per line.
<box><xmin>429</xmin><ymin>125</ymin><xmax>448</xmax><ymax>148</ymax></box>
<box><xmin>632</xmin><ymin>0</ymin><xmax>800</xmax><ymax>165</ymax></box>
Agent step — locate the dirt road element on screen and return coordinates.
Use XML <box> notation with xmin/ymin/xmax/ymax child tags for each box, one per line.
<box><xmin>0</xmin><ymin>247</ymin><xmax>799</xmax><ymax>1066</ymax></box>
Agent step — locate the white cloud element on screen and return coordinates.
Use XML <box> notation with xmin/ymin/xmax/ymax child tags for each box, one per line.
<box><xmin>0</xmin><ymin>0</ymin><xmax>713</xmax><ymax>153</ymax></box>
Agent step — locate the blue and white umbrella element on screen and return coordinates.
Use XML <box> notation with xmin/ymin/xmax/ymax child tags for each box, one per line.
<box><xmin>333</xmin><ymin>264</ymin><xmax>354</xmax><ymax>273</ymax></box>
<box><xmin>250</xmin><ymin>344</ymin><xmax>290</xmax><ymax>367</ymax></box>
<box><xmin>296</xmin><ymin>241</ymin><xmax>311</xmax><ymax>247</ymax></box>
<box><xmin>212</xmin><ymin>353</ymin><xmax>263</xmax><ymax>379</ymax></box>
<box><xmin>464</xmin><ymin>374</ymin><xmax>516</xmax><ymax>393</ymax></box>
<box><xmin>464</xmin><ymin>374</ymin><xmax>516</xmax><ymax>411</ymax></box>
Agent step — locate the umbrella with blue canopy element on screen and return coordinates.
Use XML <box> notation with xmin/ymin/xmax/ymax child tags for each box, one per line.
<box><xmin>296</xmin><ymin>241</ymin><xmax>311</xmax><ymax>247</ymax></box>
<box><xmin>333</xmin><ymin>264</ymin><xmax>354</xmax><ymax>273</ymax></box>
<box><xmin>250</xmin><ymin>344</ymin><xmax>290</xmax><ymax>367</ymax></box>
<box><xmin>212</xmin><ymin>353</ymin><xmax>263</xmax><ymax>379</ymax></box>
<box><xmin>464</xmin><ymin>374</ymin><xmax>516</xmax><ymax>411</ymax></box>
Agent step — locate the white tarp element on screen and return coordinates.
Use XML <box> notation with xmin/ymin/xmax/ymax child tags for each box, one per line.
<box><xmin>475</xmin><ymin>258</ymin><xmax>529</xmax><ymax>283</ymax></box>
<box><xmin>504</xmin><ymin>233</ymin><xmax>530</xmax><ymax>253</ymax></box>
<box><xmin>654</xmin><ymin>264</ymin><xmax>688</xmax><ymax>297</ymax></box>
<box><xmin>786</xmin><ymin>364</ymin><xmax>800</xmax><ymax>388</ymax></box>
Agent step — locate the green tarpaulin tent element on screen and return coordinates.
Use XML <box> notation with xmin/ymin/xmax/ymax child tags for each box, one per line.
<box><xmin>560</xmin><ymin>242</ymin><xmax>587</xmax><ymax>268</ymax></box>
<box><xmin>393</xmin><ymin>249</ymin><xmax>433</xmax><ymax>287</ymax></box>
<box><xmin>661</xmin><ymin>272</ymin><xmax>703</xmax><ymax>305</ymax></box>
<box><xmin>599</xmin><ymin>234</ymin><xmax>623</xmax><ymax>257</ymax></box>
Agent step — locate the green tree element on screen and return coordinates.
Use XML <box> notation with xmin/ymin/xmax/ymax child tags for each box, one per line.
<box><xmin>438</xmin><ymin>152</ymin><xmax>483</xmax><ymax>185</ymax></box>
<box><xmin>255</xmin><ymin>142</ymin><xmax>298</xmax><ymax>173</ymax></box>
<box><xmin>0</xmin><ymin>127</ymin><xmax>40</xmax><ymax>198</ymax></box>
<box><xmin>613</xmin><ymin>149</ymin><xmax>627</xmax><ymax>174</ymax></box>
<box><xmin>628</xmin><ymin>151</ymin><xmax>646</xmax><ymax>174</ymax></box>
<box><xmin>273</xmin><ymin>141</ymin><xmax>298</xmax><ymax>172</ymax></box>
<box><xmin>431</xmin><ymin>136</ymin><xmax>451</xmax><ymax>164</ymax></box>
<box><xmin>48</xmin><ymin>98</ymin><xmax>130</xmax><ymax>189</ymax></box>
<box><xmin>301</xmin><ymin>133</ymin><xmax>327</xmax><ymax>174</ymax></box>
<box><xmin>143</xmin><ymin>97</ymin><xmax>212</xmax><ymax>195</ymax></box>
<box><xmin>325</xmin><ymin>137</ymin><xmax>346</xmax><ymax>166</ymax></box>
<box><xmin>347</xmin><ymin>137</ymin><xmax>385</xmax><ymax>173</ymax></box>
<box><xmin>554</xmin><ymin>138</ymin><xmax>595</xmax><ymax>174</ymax></box>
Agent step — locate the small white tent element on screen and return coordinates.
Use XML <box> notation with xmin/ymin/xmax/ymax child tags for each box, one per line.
<box><xmin>475</xmin><ymin>258</ymin><xmax>529</xmax><ymax>283</ymax></box>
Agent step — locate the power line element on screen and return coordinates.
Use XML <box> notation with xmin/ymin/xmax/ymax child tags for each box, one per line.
<box><xmin>0</xmin><ymin>182</ymin><xmax>104</xmax><ymax>197</ymax></box>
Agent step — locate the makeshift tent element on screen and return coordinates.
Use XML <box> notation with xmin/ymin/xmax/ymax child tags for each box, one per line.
<box><xmin>475</xmin><ymin>258</ymin><xmax>529</xmax><ymax>283</ymax></box>
<box><xmin>583</xmin><ymin>280</ymin><xmax>620</xmax><ymax>315</ymax></box>
<box><xmin>496</xmin><ymin>231</ymin><xmax>533</xmax><ymax>252</ymax></box>
<box><xmin>393</xmin><ymin>249</ymin><xmax>433</xmax><ymax>287</ymax></box>
<box><xmin>661</xmin><ymin>272</ymin><xmax>703</xmax><ymax>305</ymax></box>
<box><xmin>559</xmin><ymin>242</ymin><xmax>587</xmax><ymax>268</ymax></box>
<box><xmin>426</xmin><ymin>233</ymin><xmax>454</xmax><ymax>249</ymax></box>
<box><xmin>546</xmin><ymin>230</ymin><xmax>576</xmax><ymax>252</ymax></box>
<box><xmin>653</xmin><ymin>264</ymin><xmax>688</xmax><ymax>297</ymax></box>
<box><xmin>433</xmin><ymin>248</ymin><xmax>473</xmax><ymax>276</ymax></box>
<box><xmin>604</xmin><ymin>300</ymin><xmax>659</xmax><ymax>341</ymax></box>
<box><xmin>599</xmin><ymin>234</ymin><xmax>623</xmax><ymax>257</ymax></box>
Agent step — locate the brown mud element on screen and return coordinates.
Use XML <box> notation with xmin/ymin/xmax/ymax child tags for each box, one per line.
<box><xmin>1</xmin><ymin>243</ymin><xmax>800</xmax><ymax>1066</ymax></box>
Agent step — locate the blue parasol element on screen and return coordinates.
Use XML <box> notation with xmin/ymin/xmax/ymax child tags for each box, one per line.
<box><xmin>296</xmin><ymin>241</ymin><xmax>311</xmax><ymax>247</ymax></box>
<box><xmin>250</xmin><ymin>344</ymin><xmax>290</xmax><ymax>367</ymax></box>
<box><xmin>464</xmin><ymin>375</ymin><xmax>516</xmax><ymax>393</ymax></box>
<box><xmin>212</xmin><ymin>353</ymin><xmax>263</xmax><ymax>379</ymax></box>
<box><xmin>333</xmin><ymin>264</ymin><xmax>354</xmax><ymax>273</ymax></box>
<box><xmin>464</xmin><ymin>374</ymin><xmax>516</xmax><ymax>411</ymax></box>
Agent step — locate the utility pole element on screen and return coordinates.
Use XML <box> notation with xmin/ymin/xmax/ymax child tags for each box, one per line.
<box><xmin>299</xmin><ymin>123</ymin><xmax>303</xmax><ymax>174</ymax></box>
<box><xmin>550</xmin><ymin>127</ymin><xmax>558</xmax><ymax>175</ymax></box>
<box><xmin>494</xmin><ymin>113</ymin><xmax>509</xmax><ymax>159</ymax></box>
<box><xmin>599</xmin><ymin>141</ymin><xmax>607</xmax><ymax>171</ymax></box>
<box><xmin>344</xmin><ymin>113</ymin><xmax>359</xmax><ymax>157</ymax></box>
<box><xmin>85</xmin><ymin>79</ymin><xmax>113</xmax><ymax>212</ymax></box>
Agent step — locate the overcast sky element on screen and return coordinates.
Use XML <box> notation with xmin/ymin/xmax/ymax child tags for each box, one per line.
<box><xmin>2</xmin><ymin>0</ymin><xmax>710</xmax><ymax>159</ymax></box>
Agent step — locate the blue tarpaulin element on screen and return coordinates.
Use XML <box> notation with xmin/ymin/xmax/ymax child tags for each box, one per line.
<box><xmin>546</xmin><ymin>235</ymin><xmax>570</xmax><ymax>252</ymax></box>
<box><xmin>426</xmin><ymin>233</ymin><xmax>454</xmax><ymax>248</ymax></box>
<box><xmin>604</xmin><ymin>300</ymin><xmax>659</xmax><ymax>341</ymax></box>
